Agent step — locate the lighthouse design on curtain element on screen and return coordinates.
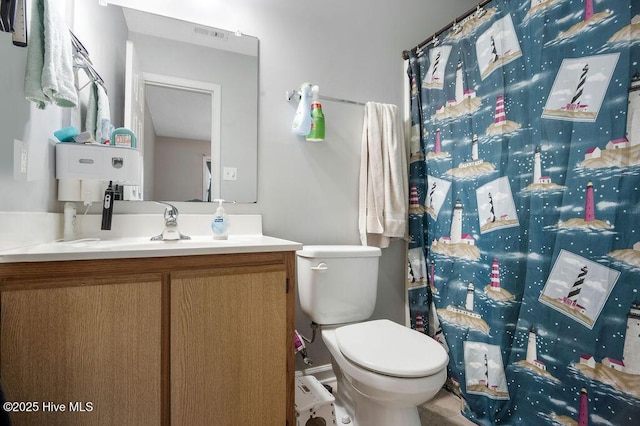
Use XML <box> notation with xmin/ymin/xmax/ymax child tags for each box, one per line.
<box><xmin>567</xmin><ymin>64</ymin><xmax>589</xmax><ymax>111</ymax></box>
<box><xmin>484</xmin><ymin>259</ymin><xmax>515</xmax><ymax>302</ymax></box>
<box><xmin>433</xmin><ymin>60</ymin><xmax>481</xmax><ymax>120</ymax></box>
<box><xmin>430</xmin><ymin>199</ymin><xmax>480</xmax><ymax>261</ymax></box>
<box><xmin>406</xmin><ymin>0</ymin><xmax>640</xmax><ymax>423</ymax></box>
<box><xmin>581</xmin><ymin>74</ymin><xmax>640</xmax><ymax>170</ymax></box>
<box><xmin>486</xmin><ymin>95</ymin><xmax>520</xmax><ymax>135</ymax></box>
<box><xmin>523</xmin><ymin>146</ymin><xmax>566</xmax><ymax>191</ymax></box>
<box><xmin>426</xmin><ymin>128</ymin><xmax>450</xmax><ymax>159</ymax></box>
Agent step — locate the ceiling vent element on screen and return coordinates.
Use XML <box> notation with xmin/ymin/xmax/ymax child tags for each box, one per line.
<box><xmin>193</xmin><ymin>26</ymin><xmax>228</xmax><ymax>41</ymax></box>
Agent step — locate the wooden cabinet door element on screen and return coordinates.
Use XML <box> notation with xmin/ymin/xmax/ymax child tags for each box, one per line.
<box><xmin>0</xmin><ymin>275</ymin><xmax>162</xmax><ymax>426</ymax></box>
<box><xmin>171</xmin><ymin>266</ymin><xmax>288</xmax><ymax>425</ymax></box>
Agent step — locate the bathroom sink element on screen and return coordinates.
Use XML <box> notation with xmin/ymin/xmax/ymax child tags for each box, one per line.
<box><xmin>0</xmin><ymin>235</ymin><xmax>302</xmax><ymax>263</ymax></box>
<box><xmin>58</xmin><ymin>235</ymin><xmax>271</xmax><ymax>252</ymax></box>
<box><xmin>60</xmin><ymin>236</ymin><xmax>231</xmax><ymax>250</ymax></box>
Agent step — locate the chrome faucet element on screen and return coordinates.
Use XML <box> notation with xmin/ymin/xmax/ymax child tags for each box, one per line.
<box><xmin>151</xmin><ymin>202</ymin><xmax>191</xmax><ymax>241</ymax></box>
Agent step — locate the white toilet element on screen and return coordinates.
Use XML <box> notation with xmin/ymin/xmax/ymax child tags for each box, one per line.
<box><xmin>296</xmin><ymin>245</ymin><xmax>449</xmax><ymax>426</ymax></box>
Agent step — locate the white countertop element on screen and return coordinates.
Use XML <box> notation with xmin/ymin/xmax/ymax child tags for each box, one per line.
<box><xmin>0</xmin><ymin>235</ymin><xmax>303</xmax><ymax>263</ymax></box>
<box><xmin>0</xmin><ymin>213</ymin><xmax>302</xmax><ymax>263</ymax></box>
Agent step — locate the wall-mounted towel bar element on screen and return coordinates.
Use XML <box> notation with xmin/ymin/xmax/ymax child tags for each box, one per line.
<box><xmin>70</xmin><ymin>30</ymin><xmax>107</xmax><ymax>94</ymax></box>
<box><xmin>286</xmin><ymin>89</ymin><xmax>366</xmax><ymax>106</ymax></box>
<box><xmin>73</xmin><ymin>54</ymin><xmax>106</xmax><ymax>93</ymax></box>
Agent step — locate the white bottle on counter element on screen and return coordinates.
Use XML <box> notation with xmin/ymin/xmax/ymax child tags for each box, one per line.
<box><xmin>63</xmin><ymin>202</ymin><xmax>77</xmax><ymax>241</ymax></box>
<box><xmin>211</xmin><ymin>199</ymin><xmax>229</xmax><ymax>240</ymax></box>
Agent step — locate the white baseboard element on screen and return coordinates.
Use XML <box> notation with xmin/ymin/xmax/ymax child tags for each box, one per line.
<box><xmin>295</xmin><ymin>363</ymin><xmax>336</xmax><ymax>384</ymax></box>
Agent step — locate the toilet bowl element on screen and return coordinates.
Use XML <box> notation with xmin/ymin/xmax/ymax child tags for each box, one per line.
<box><xmin>322</xmin><ymin>320</ymin><xmax>448</xmax><ymax>426</ymax></box>
<box><xmin>296</xmin><ymin>246</ymin><xmax>449</xmax><ymax>426</ymax></box>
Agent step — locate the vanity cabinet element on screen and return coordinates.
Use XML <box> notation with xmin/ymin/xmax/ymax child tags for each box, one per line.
<box><xmin>0</xmin><ymin>251</ymin><xmax>296</xmax><ymax>426</ymax></box>
<box><xmin>1</xmin><ymin>274</ymin><xmax>163</xmax><ymax>426</ymax></box>
<box><xmin>170</xmin><ymin>266</ymin><xmax>290</xmax><ymax>425</ymax></box>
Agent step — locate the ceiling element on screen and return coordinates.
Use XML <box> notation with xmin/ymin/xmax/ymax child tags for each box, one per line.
<box><xmin>144</xmin><ymin>84</ymin><xmax>212</xmax><ymax>141</ymax></box>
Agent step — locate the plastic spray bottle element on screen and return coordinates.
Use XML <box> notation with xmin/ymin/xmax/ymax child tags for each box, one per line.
<box><xmin>291</xmin><ymin>83</ymin><xmax>313</xmax><ymax>136</ymax></box>
<box><xmin>211</xmin><ymin>199</ymin><xmax>229</xmax><ymax>240</ymax></box>
<box><xmin>306</xmin><ymin>85</ymin><xmax>325</xmax><ymax>142</ymax></box>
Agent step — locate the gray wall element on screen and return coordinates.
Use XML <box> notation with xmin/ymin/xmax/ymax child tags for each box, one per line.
<box><xmin>216</xmin><ymin>0</ymin><xmax>476</xmax><ymax>369</ymax></box>
<box><xmin>0</xmin><ymin>0</ymin><xmax>127</xmax><ymax>212</ymax></box>
<box><xmin>154</xmin><ymin>137</ymin><xmax>210</xmax><ymax>201</ymax></box>
<box><xmin>0</xmin><ymin>0</ymin><xmax>477</xmax><ymax>368</ymax></box>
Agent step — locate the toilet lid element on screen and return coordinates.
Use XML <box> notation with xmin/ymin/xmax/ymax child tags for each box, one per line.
<box><xmin>334</xmin><ymin>319</ymin><xmax>448</xmax><ymax>378</ymax></box>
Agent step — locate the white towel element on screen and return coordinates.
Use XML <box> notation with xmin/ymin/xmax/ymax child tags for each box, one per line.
<box><xmin>86</xmin><ymin>82</ymin><xmax>111</xmax><ymax>143</ymax></box>
<box><xmin>358</xmin><ymin>102</ymin><xmax>408</xmax><ymax>248</ymax></box>
<box><xmin>24</xmin><ymin>0</ymin><xmax>78</xmax><ymax>109</ymax></box>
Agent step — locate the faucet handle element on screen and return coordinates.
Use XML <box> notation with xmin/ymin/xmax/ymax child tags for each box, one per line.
<box><xmin>151</xmin><ymin>201</ymin><xmax>190</xmax><ymax>241</ymax></box>
<box><xmin>155</xmin><ymin>201</ymin><xmax>178</xmax><ymax>212</ymax></box>
<box><xmin>155</xmin><ymin>201</ymin><xmax>179</xmax><ymax>225</ymax></box>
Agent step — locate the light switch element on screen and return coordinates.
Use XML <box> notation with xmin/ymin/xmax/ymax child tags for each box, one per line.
<box><xmin>223</xmin><ymin>167</ymin><xmax>237</xmax><ymax>181</ymax></box>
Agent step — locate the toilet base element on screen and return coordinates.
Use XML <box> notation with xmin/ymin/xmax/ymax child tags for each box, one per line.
<box><xmin>330</xmin><ymin>360</ymin><xmax>422</xmax><ymax>426</ymax></box>
<box><xmin>353</xmin><ymin>394</ymin><xmax>421</xmax><ymax>426</ymax></box>
<box><xmin>331</xmin><ymin>397</ymin><xmax>421</xmax><ymax>426</ymax></box>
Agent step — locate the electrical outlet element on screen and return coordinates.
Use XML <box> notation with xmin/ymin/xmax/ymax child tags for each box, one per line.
<box><xmin>223</xmin><ymin>167</ymin><xmax>237</xmax><ymax>181</ymax></box>
<box><xmin>13</xmin><ymin>139</ymin><xmax>28</xmax><ymax>181</ymax></box>
<box><xmin>21</xmin><ymin>147</ymin><xmax>28</xmax><ymax>173</ymax></box>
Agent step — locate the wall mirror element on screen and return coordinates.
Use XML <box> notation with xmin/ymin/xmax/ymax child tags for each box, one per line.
<box><xmin>120</xmin><ymin>7</ymin><xmax>258</xmax><ymax>203</ymax></box>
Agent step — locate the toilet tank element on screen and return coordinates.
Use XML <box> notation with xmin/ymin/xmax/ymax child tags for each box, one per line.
<box><xmin>296</xmin><ymin>245</ymin><xmax>381</xmax><ymax>325</ymax></box>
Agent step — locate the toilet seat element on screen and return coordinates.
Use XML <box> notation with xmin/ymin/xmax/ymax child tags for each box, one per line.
<box><xmin>334</xmin><ymin>319</ymin><xmax>448</xmax><ymax>378</ymax></box>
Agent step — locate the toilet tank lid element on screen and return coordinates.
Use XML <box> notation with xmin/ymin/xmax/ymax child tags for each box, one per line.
<box><xmin>297</xmin><ymin>245</ymin><xmax>382</xmax><ymax>258</ymax></box>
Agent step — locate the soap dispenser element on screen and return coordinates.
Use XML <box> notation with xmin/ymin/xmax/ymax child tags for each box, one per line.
<box><xmin>211</xmin><ymin>199</ymin><xmax>229</xmax><ymax>240</ymax></box>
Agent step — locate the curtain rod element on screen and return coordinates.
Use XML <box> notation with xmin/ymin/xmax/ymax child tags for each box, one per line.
<box><xmin>402</xmin><ymin>0</ymin><xmax>493</xmax><ymax>60</ymax></box>
<box><xmin>286</xmin><ymin>89</ymin><xmax>366</xmax><ymax>106</ymax></box>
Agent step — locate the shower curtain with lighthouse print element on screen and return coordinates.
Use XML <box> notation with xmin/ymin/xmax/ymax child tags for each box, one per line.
<box><xmin>406</xmin><ymin>0</ymin><xmax>640</xmax><ymax>424</ymax></box>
